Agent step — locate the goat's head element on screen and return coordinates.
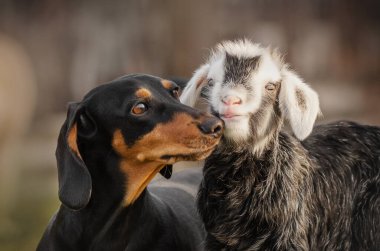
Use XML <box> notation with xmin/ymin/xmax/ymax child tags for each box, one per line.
<box><xmin>181</xmin><ymin>40</ymin><xmax>320</xmax><ymax>153</ymax></box>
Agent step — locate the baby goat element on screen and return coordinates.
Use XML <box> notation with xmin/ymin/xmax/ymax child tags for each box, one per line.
<box><xmin>181</xmin><ymin>40</ymin><xmax>380</xmax><ymax>250</ymax></box>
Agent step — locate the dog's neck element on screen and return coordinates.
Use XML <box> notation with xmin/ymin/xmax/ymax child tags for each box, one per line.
<box><xmin>57</xmin><ymin>152</ymin><xmax>166</xmax><ymax>250</ymax></box>
<box><xmin>56</xmin><ymin>191</ymin><xmax>163</xmax><ymax>250</ymax></box>
<box><xmin>199</xmin><ymin>131</ymin><xmax>311</xmax><ymax>250</ymax></box>
<box><xmin>87</xmin><ymin>190</ymin><xmax>164</xmax><ymax>250</ymax></box>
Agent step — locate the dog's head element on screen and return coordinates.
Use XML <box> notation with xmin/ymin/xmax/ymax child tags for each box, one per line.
<box><xmin>57</xmin><ymin>74</ymin><xmax>223</xmax><ymax>210</ymax></box>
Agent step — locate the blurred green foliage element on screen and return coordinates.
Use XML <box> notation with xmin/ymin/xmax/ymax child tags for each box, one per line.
<box><xmin>0</xmin><ymin>168</ymin><xmax>59</xmax><ymax>251</ymax></box>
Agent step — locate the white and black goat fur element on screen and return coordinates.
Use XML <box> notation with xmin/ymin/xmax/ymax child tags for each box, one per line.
<box><xmin>181</xmin><ymin>39</ymin><xmax>380</xmax><ymax>250</ymax></box>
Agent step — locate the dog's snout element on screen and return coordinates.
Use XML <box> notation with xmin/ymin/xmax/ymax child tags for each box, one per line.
<box><xmin>198</xmin><ymin>117</ymin><xmax>224</xmax><ymax>137</ymax></box>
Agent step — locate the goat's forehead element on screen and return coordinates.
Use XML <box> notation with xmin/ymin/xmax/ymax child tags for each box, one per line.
<box><xmin>252</xmin><ymin>56</ymin><xmax>282</xmax><ymax>83</ymax></box>
<box><xmin>208</xmin><ymin>57</ymin><xmax>225</xmax><ymax>82</ymax></box>
<box><xmin>209</xmin><ymin>52</ymin><xmax>281</xmax><ymax>89</ymax></box>
<box><xmin>223</xmin><ymin>54</ymin><xmax>260</xmax><ymax>86</ymax></box>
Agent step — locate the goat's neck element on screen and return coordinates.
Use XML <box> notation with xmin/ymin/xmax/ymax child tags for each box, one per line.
<box><xmin>219</xmin><ymin>128</ymin><xmax>281</xmax><ymax>159</ymax></box>
<box><xmin>213</xmin><ymin>131</ymin><xmax>309</xmax><ymax>184</ymax></box>
<box><xmin>200</xmin><ymin>131</ymin><xmax>310</xmax><ymax>249</ymax></box>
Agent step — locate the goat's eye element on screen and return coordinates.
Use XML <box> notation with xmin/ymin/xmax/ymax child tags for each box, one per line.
<box><xmin>265</xmin><ymin>83</ymin><xmax>276</xmax><ymax>91</ymax></box>
<box><xmin>207</xmin><ymin>79</ymin><xmax>214</xmax><ymax>87</ymax></box>
<box><xmin>171</xmin><ymin>87</ymin><xmax>180</xmax><ymax>99</ymax></box>
<box><xmin>131</xmin><ymin>102</ymin><xmax>148</xmax><ymax>115</ymax></box>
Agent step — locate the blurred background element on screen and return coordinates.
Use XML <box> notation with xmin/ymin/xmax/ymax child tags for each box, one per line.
<box><xmin>0</xmin><ymin>0</ymin><xmax>379</xmax><ymax>250</ymax></box>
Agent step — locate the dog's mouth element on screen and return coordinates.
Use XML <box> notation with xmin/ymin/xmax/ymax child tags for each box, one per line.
<box><xmin>123</xmin><ymin>148</ymin><xmax>215</xmax><ymax>206</ymax></box>
<box><xmin>160</xmin><ymin>148</ymin><xmax>216</xmax><ymax>163</ymax></box>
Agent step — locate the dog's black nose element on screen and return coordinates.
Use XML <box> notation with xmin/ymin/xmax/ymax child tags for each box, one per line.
<box><xmin>198</xmin><ymin>117</ymin><xmax>224</xmax><ymax>137</ymax></box>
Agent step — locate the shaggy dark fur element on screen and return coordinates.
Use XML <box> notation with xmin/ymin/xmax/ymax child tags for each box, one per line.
<box><xmin>198</xmin><ymin>121</ymin><xmax>380</xmax><ymax>250</ymax></box>
<box><xmin>224</xmin><ymin>54</ymin><xmax>260</xmax><ymax>89</ymax></box>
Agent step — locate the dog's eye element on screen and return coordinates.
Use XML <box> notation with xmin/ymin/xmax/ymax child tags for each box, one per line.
<box><xmin>171</xmin><ymin>87</ymin><xmax>180</xmax><ymax>99</ymax></box>
<box><xmin>131</xmin><ymin>102</ymin><xmax>148</xmax><ymax>115</ymax></box>
<box><xmin>265</xmin><ymin>83</ymin><xmax>276</xmax><ymax>91</ymax></box>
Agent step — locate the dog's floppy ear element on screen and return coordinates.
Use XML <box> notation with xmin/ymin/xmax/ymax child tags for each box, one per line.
<box><xmin>56</xmin><ymin>102</ymin><xmax>92</xmax><ymax>210</ymax></box>
<box><xmin>159</xmin><ymin>165</ymin><xmax>173</xmax><ymax>179</ymax></box>
<box><xmin>180</xmin><ymin>64</ymin><xmax>210</xmax><ymax>107</ymax></box>
<box><xmin>279</xmin><ymin>69</ymin><xmax>320</xmax><ymax>140</ymax></box>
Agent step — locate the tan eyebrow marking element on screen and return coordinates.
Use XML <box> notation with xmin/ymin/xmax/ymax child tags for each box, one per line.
<box><xmin>161</xmin><ymin>79</ymin><xmax>174</xmax><ymax>89</ymax></box>
<box><xmin>135</xmin><ymin>88</ymin><xmax>152</xmax><ymax>99</ymax></box>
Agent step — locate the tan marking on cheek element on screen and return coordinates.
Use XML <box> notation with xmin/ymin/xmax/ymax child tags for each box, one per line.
<box><xmin>112</xmin><ymin>114</ymin><xmax>221</xmax><ymax>161</ymax></box>
<box><xmin>134</xmin><ymin>113</ymin><xmax>203</xmax><ymax>159</ymax></box>
<box><xmin>67</xmin><ymin>123</ymin><xmax>82</xmax><ymax>159</ymax></box>
<box><xmin>112</xmin><ymin>130</ymin><xmax>163</xmax><ymax>205</ymax></box>
<box><xmin>161</xmin><ymin>79</ymin><xmax>173</xmax><ymax>89</ymax></box>
<box><xmin>112</xmin><ymin>129</ymin><xmax>140</xmax><ymax>160</ymax></box>
<box><xmin>135</xmin><ymin>88</ymin><xmax>151</xmax><ymax>99</ymax></box>
<box><xmin>111</xmin><ymin>114</ymin><xmax>221</xmax><ymax>206</ymax></box>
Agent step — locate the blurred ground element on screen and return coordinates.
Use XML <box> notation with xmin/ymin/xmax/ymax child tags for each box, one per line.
<box><xmin>0</xmin><ymin>1</ymin><xmax>379</xmax><ymax>250</ymax></box>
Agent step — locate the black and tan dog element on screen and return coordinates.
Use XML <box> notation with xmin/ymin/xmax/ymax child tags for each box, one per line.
<box><xmin>37</xmin><ymin>74</ymin><xmax>223</xmax><ymax>251</ymax></box>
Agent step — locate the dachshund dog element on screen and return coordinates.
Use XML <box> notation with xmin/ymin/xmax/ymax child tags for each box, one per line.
<box><xmin>37</xmin><ymin>74</ymin><xmax>223</xmax><ymax>251</ymax></box>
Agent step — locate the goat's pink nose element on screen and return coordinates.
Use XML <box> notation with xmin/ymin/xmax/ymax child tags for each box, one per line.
<box><xmin>222</xmin><ymin>95</ymin><xmax>242</xmax><ymax>106</ymax></box>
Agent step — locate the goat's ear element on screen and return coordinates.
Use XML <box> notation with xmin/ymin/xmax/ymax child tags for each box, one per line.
<box><xmin>279</xmin><ymin>70</ymin><xmax>320</xmax><ymax>140</ymax></box>
<box><xmin>180</xmin><ymin>64</ymin><xmax>210</xmax><ymax>107</ymax></box>
<box><xmin>56</xmin><ymin>102</ymin><xmax>92</xmax><ymax>210</ymax></box>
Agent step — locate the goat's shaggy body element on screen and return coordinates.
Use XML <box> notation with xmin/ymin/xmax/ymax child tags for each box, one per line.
<box><xmin>182</xmin><ymin>39</ymin><xmax>380</xmax><ymax>250</ymax></box>
<box><xmin>198</xmin><ymin>121</ymin><xmax>380</xmax><ymax>250</ymax></box>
